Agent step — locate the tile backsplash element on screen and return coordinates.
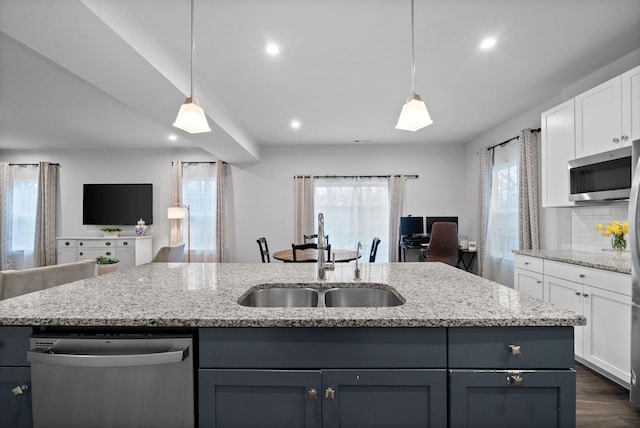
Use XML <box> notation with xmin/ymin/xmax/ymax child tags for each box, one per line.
<box><xmin>571</xmin><ymin>203</ymin><xmax>629</xmax><ymax>253</ymax></box>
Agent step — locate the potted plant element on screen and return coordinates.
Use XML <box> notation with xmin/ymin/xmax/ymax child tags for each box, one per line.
<box><xmin>96</xmin><ymin>256</ymin><xmax>120</xmax><ymax>275</ymax></box>
<box><xmin>100</xmin><ymin>226</ymin><xmax>122</xmax><ymax>237</ymax></box>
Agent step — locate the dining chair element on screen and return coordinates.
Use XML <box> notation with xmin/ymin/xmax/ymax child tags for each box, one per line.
<box><xmin>291</xmin><ymin>243</ymin><xmax>318</xmax><ymax>262</ymax></box>
<box><xmin>256</xmin><ymin>237</ymin><xmax>270</xmax><ymax>263</ymax></box>
<box><xmin>303</xmin><ymin>234</ymin><xmax>329</xmax><ymax>246</ymax></box>
<box><xmin>422</xmin><ymin>222</ymin><xmax>458</xmax><ymax>266</ymax></box>
<box><xmin>369</xmin><ymin>237</ymin><xmax>381</xmax><ymax>262</ymax></box>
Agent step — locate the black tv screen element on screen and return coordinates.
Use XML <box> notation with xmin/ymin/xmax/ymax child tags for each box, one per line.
<box><xmin>426</xmin><ymin>216</ymin><xmax>458</xmax><ymax>234</ymax></box>
<box><xmin>83</xmin><ymin>184</ymin><xmax>153</xmax><ymax>225</ymax></box>
<box><xmin>400</xmin><ymin>216</ymin><xmax>424</xmax><ymax>236</ymax></box>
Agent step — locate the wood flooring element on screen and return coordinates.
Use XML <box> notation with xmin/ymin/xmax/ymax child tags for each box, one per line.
<box><xmin>576</xmin><ymin>363</ymin><xmax>640</xmax><ymax>427</ymax></box>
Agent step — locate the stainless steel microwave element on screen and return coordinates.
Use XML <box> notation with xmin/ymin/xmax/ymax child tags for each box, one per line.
<box><xmin>568</xmin><ymin>146</ymin><xmax>632</xmax><ymax>201</ymax></box>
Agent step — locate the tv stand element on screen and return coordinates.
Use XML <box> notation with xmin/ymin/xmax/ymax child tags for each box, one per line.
<box><xmin>56</xmin><ymin>236</ymin><xmax>152</xmax><ymax>269</ymax></box>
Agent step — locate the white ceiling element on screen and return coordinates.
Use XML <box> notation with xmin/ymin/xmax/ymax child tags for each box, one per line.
<box><xmin>1</xmin><ymin>0</ymin><xmax>639</xmax><ymax>163</ymax></box>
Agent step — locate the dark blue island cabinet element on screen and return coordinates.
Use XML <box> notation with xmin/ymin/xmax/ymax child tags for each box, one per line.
<box><xmin>0</xmin><ymin>327</ymin><xmax>32</xmax><ymax>428</ymax></box>
<box><xmin>199</xmin><ymin>326</ymin><xmax>576</xmax><ymax>428</ymax></box>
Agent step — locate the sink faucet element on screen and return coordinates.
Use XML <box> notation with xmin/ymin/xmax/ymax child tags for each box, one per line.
<box><xmin>354</xmin><ymin>241</ymin><xmax>362</xmax><ymax>280</ymax></box>
<box><xmin>317</xmin><ymin>213</ymin><xmax>335</xmax><ymax>280</ymax></box>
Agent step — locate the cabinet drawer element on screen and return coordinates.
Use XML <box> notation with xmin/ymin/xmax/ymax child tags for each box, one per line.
<box><xmin>117</xmin><ymin>239</ymin><xmax>135</xmax><ymax>248</ymax></box>
<box><xmin>56</xmin><ymin>239</ymin><xmax>77</xmax><ymax>249</ymax></box>
<box><xmin>77</xmin><ymin>240</ymin><xmax>116</xmax><ymax>249</ymax></box>
<box><xmin>200</xmin><ymin>328</ymin><xmax>447</xmax><ymax>369</ymax></box>
<box><xmin>0</xmin><ymin>327</ymin><xmax>32</xmax><ymax>366</ymax></box>
<box><xmin>77</xmin><ymin>248</ymin><xmax>116</xmax><ymax>259</ymax></box>
<box><xmin>448</xmin><ymin>327</ymin><xmax>574</xmax><ymax>369</ymax></box>
<box><xmin>544</xmin><ymin>260</ymin><xmax>630</xmax><ymax>296</ymax></box>
<box><xmin>514</xmin><ymin>255</ymin><xmax>543</xmax><ymax>272</ymax></box>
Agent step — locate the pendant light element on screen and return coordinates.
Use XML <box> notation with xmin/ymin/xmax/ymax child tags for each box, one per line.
<box><xmin>396</xmin><ymin>0</ymin><xmax>433</xmax><ymax>132</ymax></box>
<box><xmin>173</xmin><ymin>0</ymin><xmax>211</xmax><ymax>133</ymax></box>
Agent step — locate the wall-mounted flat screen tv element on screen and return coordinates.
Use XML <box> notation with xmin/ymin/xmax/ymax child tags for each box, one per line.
<box><xmin>83</xmin><ymin>184</ymin><xmax>153</xmax><ymax>225</ymax></box>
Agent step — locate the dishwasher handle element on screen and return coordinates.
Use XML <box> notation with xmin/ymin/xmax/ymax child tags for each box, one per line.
<box><xmin>27</xmin><ymin>345</ymin><xmax>189</xmax><ymax>368</ymax></box>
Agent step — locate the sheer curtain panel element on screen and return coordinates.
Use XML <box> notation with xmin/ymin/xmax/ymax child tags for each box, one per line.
<box><xmin>182</xmin><ymin>162</ymin><xmax>217</xmax><ymax>262</ymax></box>
<box><xmin>294</xmin><ymin>176</ymin><xmax>315</xmax><ymax>244</ymax></box>
<box><xmin>388</xmin><ymin>175</ymin><xmax>405</xmax><ymax>262</ymax></box>
<box><xmin>170</xmin><ymin>160</ymin><xmax>184</xmax><ymax>248</ymax></box>
<box><xmin>0</xmin><ymin>162</ymin><xmax>14</xmax><ymax>270</ymax></box>
<box><xmin>518</xmin><ymin>129</ymin><xmax>540</xmax><ymax>251</ymax></box>
<box><xmin>476</xmin><ymin>149</ymin><xmax>493</xmax><ymax>278</ymax></box>
<box><xmin>34</xmin><ymin>162</ymin><xmax>58</xmax><ymax>267</ymax></box>
<box><xmin>215</xmin><ymin>162</ymin><xmax>227</xmax><ymax>262</ymax></box>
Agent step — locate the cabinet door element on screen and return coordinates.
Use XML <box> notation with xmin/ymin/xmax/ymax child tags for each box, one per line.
<box><xmin>116</xmin><ymin>247</ymin><xmax>135</xmax><ymax>270</ymax></box>
<box><xmin>575</xmin><ymin>75</ymin><xmax>622</xmax><ymax>157</ymax></box>
<box><xmin>0</xmin><ymin>367</ymin><xmax>32</xmax><ymax>428</ymax></box>
<box><xmin>449</xmin><ymin>369</ymin><xmax>575</xmax><ymax>428</ymax></box>
<box><xmin>321</xmin><ymin>370</ymin><xmax>447</xmax><ymax>428</ymax></box>
<box><xmin>514</xmin><ymin>268</ymin><xmax>544</xmax><ymax>300</ymax></box>
<box><xmin>622</xmin><ymin>65</ymin><xmax>640</xmax><ymax>143</ymax></box>
<box><xmin>544</xmin><ymin>276</ymin><xmax>584</xmax><ymax>357</ymax></box>
<box><xmin>57</xmin><ymin>248</ymin><xmax>77</xmax><ymax>264</ymax></box>
<box><xmin>582</xmin><ymin>284</ymin><xmax>631</xmax><ymax>385</ymax></box>
<box><xmin>199</xmin><ymin>370</ymin><xmax>321</xmax><ymax>428</ymax></box>
<box><xmin>541</xmin><ymin>99</ymin><xmax>576</xmax><ymax>207</ymax></box>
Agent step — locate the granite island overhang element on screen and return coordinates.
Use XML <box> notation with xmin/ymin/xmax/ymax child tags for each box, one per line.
<box><xmin>0</xmin><ymin>262</ymin><xmax>586</xmax><ymax>328</ymax></box>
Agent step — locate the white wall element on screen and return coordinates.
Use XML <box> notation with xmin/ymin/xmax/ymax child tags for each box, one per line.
<box><xmin>1</xmin><ymin>143</ymin><xmax>468</xmax><ymax>263</ymax></box>
<box><xmin>0</xmin><ymin>147</ymin><xmax>217</xmax><ymax>257</ymax></box>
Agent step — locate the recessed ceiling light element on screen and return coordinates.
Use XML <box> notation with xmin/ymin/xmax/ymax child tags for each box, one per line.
<box><xmin>480</xmin><ymin>37</ymin><xmax>496</xmax><ymax>49</ymax></box>
<box><xmin>290</xmin><ymin>120</ymin><xmax>301</xmax><ymax>129</ymax></box>
<box><xmin>168</xmin><ymin>134</ymin><xmax>178</xmax><ymax>141</ymax></box>
<box><xmin>266</xmin><ymin>43</ymin><xmax>280</xmax><ymax>55</ymax></box>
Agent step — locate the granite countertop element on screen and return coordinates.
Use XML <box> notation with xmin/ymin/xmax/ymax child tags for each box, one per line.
<box><xmin>513</xmin><ymin>249</ymin><xmax>631</xmax><ymax>275</ymax></box>
<box><xmin>0</xmin><ymin>262</ymin><xmax>586</xmax><ymax>328</ymax></box>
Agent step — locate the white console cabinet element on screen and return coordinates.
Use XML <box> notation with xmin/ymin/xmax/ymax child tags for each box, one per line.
<box><xmin>56</xmin><ymin>237</ymin><xmax>152</xmax><ymax>270</ymax></box>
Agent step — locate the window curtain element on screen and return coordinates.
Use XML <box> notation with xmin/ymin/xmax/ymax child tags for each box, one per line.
<box><xmin>182</xmin><ymin>162</ymin><xmax>217</xmax><ymax>262</ymax></box>
<box><xmin>293</xmin><ymin>176</ymin><xmax>315</xmax><ymax>244</ymax></box>
<box><xmin>314</xmin><ymin>177</ymin><xmax>390</xmax><ymax>262</ymax></box>
<box><xmin>476</xmin><ymin>149</ymin><xmax>493</xmax><ymax>278</ymax></box>
<box><xmin>482</xmin><ymin>142</ymin><xmax>520</xmax><ymax>286</ymax></box>
<box><xmin>9</xmin><ymin>165</ymin><xmax>39</xmax><ymax>269</ymax></box>
<box><xmin>388</xmin><ymin>175</ymin><xmax>405</xmax><ymax>262</ymax></box>
<box><xmin>0</xmin><ymin>162</ymin><xmax>14</xmax><ymax>270</ymax></box>
<box><xmin>170</xmin><ymin>160</ymin><xmax>184</xmax><ymax>247</ymax></box>
<box><xmin>518</xmin><ymin>129</ymin><xmax>540</xmax><ymax>251</ymax></box>
<box><xmin>34</xmin><ymin>162</ymin><xmax>58</xmax><ymax>267</ymax></box>
<box><xmin>215</xmin><ymin>162</ymin><xmax>227</xmax><ymax>262</ymax></box>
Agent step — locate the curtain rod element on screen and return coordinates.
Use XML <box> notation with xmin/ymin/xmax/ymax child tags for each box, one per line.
<box><xmin>294</xmin><ymin>174</ymin><xmax>419</xmax><ymax>179</ymax></box>
<box><xmin>8</xmin><ymin>163</ymin><xmax>60</xmax><ymax>167</ymax></box>
<box><xmin>486</xmin><ymin>128</ymin><xmax>541</xmax><ymax>152</ymax></box>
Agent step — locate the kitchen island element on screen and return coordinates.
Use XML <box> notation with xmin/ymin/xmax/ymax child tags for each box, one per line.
<box><xmin>0</xmin><ymin>262</ymin><xmax>585</xmax><ymax>427</ymax></box>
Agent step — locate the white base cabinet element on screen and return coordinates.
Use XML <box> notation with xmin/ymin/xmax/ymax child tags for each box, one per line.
<box><xmin>515</xmin><ymin>254</ymin><xmax>631</xmax><ymax>387</ymax></box>
<box><xmin>56</xmin><ymin>237</ymin><xmax>152</xmax><ymax>270</ymax></box>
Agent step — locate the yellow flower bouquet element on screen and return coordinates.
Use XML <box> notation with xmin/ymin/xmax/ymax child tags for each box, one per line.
<box><xmin>596</xmin><ymin>221</ymin><xmax>628</xmax><ymax>252</ymax></box>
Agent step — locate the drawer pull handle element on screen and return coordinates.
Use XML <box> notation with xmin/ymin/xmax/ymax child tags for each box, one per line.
<box><xmin>508</xmin><ymin>345</ymin><xmax>521</xmax><ymax>356</ymax></box>
<box><xmin>106</xmin><ymin>242</ymin><xmax>111</xmax><ymax>246</ymax></box>
<box><xmin>524</xmin><ymin>262</ymin><xmax>529</xmax><ymax>265</ymax></box>
<box><xmin>79</xmin><ymin>242</ymin><xmax>84</xmax><ymax>246</ymax></box>
<box><xmin>106</xmin><ymin>252</ymin><xmax>112</xmax><ymax>256</ymax></box>
<box><xmin>575</xmin><ymin>291</ymin><xmax>582</xmax><ymax>296</ymax></box>
<box><xmin>507</xmin><ymin>374</ymin><xmax>523</xmax><ymax>387</ymax></box>
<box><xmin>536</xmin><ymin>280</ymin><xmax>541</xmax><ymax>284</ymax></box>
<box><xmin>613</xmin><ymin>137</ymin><xmax>620</xmax><ymax>143</ymax></box>
<box><xmin>11</xmin><ymin>384</ymin><xmax>28</xmax><ymax>396</ymax></box>
<box><xmin>308</xmin><ymin>389</ymin><xmax>318</xmax><ymax>400</ymax></box>
<box><xmin>325</xmin><ymin>387</ymin><xmax>335</xmax><ymax>400</ymax></box>
<box><xmin>583</xmin><ymin>293</ymin><xmax>589</xmax><ymax>298</ymax></box>
<box><xmin>579</xmin><ymin>274</ymin><xmax>585</xmax><ymax>278</ymax></box>
<box><xmin>65</xmin><ymin>241</ymin><xmax>70</xmax><ymax>246</ymax></box>
<box><xmin>79</xmin><ymin>252</ymin><xmax>83</xmax><ymax>256</ymax></box>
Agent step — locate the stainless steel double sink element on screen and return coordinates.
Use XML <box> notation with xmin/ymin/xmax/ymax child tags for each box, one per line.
<box><xmin>238</xmin><ymin>283</ymin><xmax>404</xmax><ymax>308</ymax></box>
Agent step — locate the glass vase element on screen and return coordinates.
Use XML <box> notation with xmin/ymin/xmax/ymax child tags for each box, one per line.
<box><xmin>611</xmin><ymin>234</ymin><xmax>627</xmax><ymax>258</ymax></box>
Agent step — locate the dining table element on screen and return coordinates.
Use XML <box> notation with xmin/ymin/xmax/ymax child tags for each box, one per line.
<box><xmin>272</xmin><ymin>248</ymin><xmax>360</xmax><ymax>263</ymax></box>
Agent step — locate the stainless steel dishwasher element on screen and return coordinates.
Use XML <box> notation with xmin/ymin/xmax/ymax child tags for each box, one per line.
<box><xmin>27</xmin><ymin>334</ymin><xmax>194</xmax><ymax>428</ymax></box>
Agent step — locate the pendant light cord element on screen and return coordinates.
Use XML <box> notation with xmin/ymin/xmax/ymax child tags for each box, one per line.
<box><xmin>410</xmin><ymin>0</ymin><xmax>415</xmax><ymax>93</ymax></box>
<box><xmin>190</xmin><ymin>0</ymin><xmax>195</xmax><ymax>98</ymax></box>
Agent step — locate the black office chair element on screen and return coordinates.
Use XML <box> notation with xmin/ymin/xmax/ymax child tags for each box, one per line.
<box><xmin>256</xmin><ymin>237</ymin><xmax>270</xmax><ymax>263</ymax></box>
<box><xmin>291</xmin><ymin>243</ymin><xmax>317</xmax><ymax>262</ymax></box>
<box><xmin>369</xmin><ymin>237</ymin><xmax>381</xmax><ymax>262</ymax></box>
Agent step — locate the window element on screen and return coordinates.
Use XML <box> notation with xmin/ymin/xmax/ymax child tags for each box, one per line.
<box><xmin>314</xmin><ymin>177</ymin><xmax>389</xmax><ymax>261</ymax></box>
<box><xmin>182</xmin><ymin>163</ymin><xmax>216</xmax><ymax>262</ymax></box>
<box><xmin>11</xmin><ymin>165</ymin><xmax>38</xmax><ymax>268</ymax></box>
<box><xmin>486</xmin><ymin>144</ymin><xmax>519</xmax><ymax>262</ymax></box>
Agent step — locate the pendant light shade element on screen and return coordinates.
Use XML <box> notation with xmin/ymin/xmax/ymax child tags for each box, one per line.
<box><xmin>396</xmin><ymin>0</ymin><xmax>433</xmax><ymax>132</ymax></box>
<box><xmin>396</xmin><ymin>92</ymin><xmax>433</xmax><ymax>131</ymax></box>
<box><xmin>174</xmin><ymin>97</ymin><xmax>211</xmax><ymax>133</ymax></box>
<box><xmin>174</xmin><ymin>0</ymin><xmax>211</xmax><ymax>134</ymax></box>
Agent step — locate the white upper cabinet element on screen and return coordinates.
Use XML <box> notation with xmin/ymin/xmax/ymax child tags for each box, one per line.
<box><xmin>541</xmin><ymin>99</ymin><xmax>575</xmax><ymax>207</ymax></box>
<box><xmin>575</xmin><ymin>75</ymin><xmax>624</xmax><ymax>158</ymax></box>
<box><xmin>622</xmin><ymin>65</ymin><xmax>640</xmax><ymax>143</ymax></box>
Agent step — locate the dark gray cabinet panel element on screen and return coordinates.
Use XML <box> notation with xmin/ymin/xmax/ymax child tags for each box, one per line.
<box><xmin>199</xmin><ymin>370</ymin><xmax>321</xmax><ymax>428</ymax></box>
<box><xmin>449</xmin><ymin>369</ymin><xmax>576</xmax><ymax>428</ymax></box>
<box><xmin>448</xmin><ymin>327</ymin><xmax>574</xmax><ymax>369</ymax></box>
<box><xmin>0</xmin><ymin>367</ymin><xmax>32</xmax><ymax>428</ymax></box>
<box><xmin>0</xmin><ymin>326</ymin><xmax>31</xmax><ymax>366</ymax></box>
<box><xmin>322</xmin><ymin>370</ymin><xmax>447</xmax><ymax>428</ymax></box>
<box><xmin>200</xmin><ymin>327</ymin><xmax>446</xmax><ymax>369</ymax></box>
